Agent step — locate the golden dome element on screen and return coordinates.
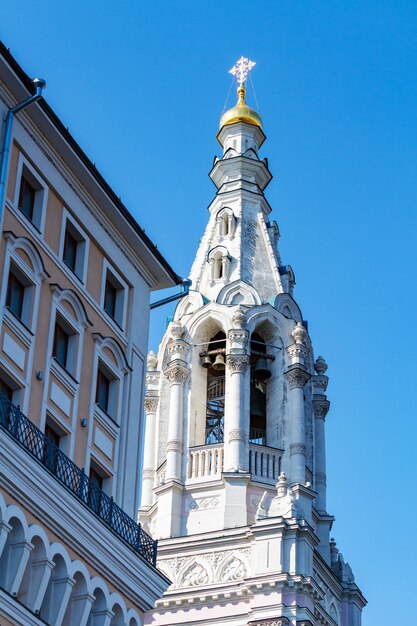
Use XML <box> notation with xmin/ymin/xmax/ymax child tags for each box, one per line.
<box><xmin>219</xmin><ymin>84</ymin><xmax>262</xmax><ymax>130</ymax></box>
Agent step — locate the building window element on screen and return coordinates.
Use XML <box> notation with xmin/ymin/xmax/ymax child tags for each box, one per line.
<box><xmin>52</xmin><ymin>314</ymin><xmax>77</xmax><ymax>376</ymax></box>
<box><xmin>0</xmin><ymin>371</ymin><xmax>21</xmax><ymax>425</ymax></box>
<box><xmin>88</xmin><ymin>463</ymin><xmax>108</xmax><ymax>514</ymax></box>
<box><xmin>95</xmin><ymin>362</ymin><xmax>117</xmax><ymax>418</ymax></box>
<box><xmin>0</xmin><ymin>379</ymin><xmax>13</xmax><ymax>401</ymax></box>
<box><xmin>18</xmin><ymin>176</ymin><xmax>36</xmax><ymax>220</ymax></box>
<box><xmin>5</xmin><ymin>263</ymin><xmax>32</xmax><ymax>326</ymax></box>
<box><xmin>103</xmin><ymin>269</ymin><xmax>126</xmax><ymax>329</ymax></box>
<box><xmin>16</xmin><ymin>163</ymin><xmax>45</xmax><ymax>231</ymax></box>
<box><xmin>61</xmin><ymin>217</ymin><xmax>88</xmax><ymax>281</ymax></box>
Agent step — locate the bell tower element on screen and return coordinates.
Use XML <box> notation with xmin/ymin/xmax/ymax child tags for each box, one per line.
<box><xmin>140</xmin><ymin>57</ymin><xmax>366</xmax><ymax>626</ymax></box>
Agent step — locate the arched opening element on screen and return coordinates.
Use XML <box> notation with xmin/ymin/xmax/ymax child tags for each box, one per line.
<box><xmin>0</xmin><ymin>516</ymin><xmax>26</xmax><ymax>592</ymax></box>
<box><xmin>213</xmin><ymin>251</ymin><xmax>223</xmax><ymax>279</ymax></box>
<box><xmin>203</xmin><ymin>331</ymin><xmax>226</xmax><ymax>445</ymax></box>
<box><xmin>62</xmin><ymin>570</ymin><xmax>89</xmax><ymax>625</ymax></box>
<box><xmin>249</xmin><ymin>333</ymin><xmax>271</xmax><ymax>445</ymax></box>
<box><xmin>40</xmin><ymin>554</ymin><xmax>69</xmax><ymax>624</ymax></box>
<box><xmin>87</xmin><ymin>588</ymin><xmax>108</xmax><ymax>626</ymax></box>
<box><xmin>110</xmin><ymin>603</ymin><xmax>125</xmax><ymax>626</ymax></box>
<box><xmin>18</xmin><ymin>534</ymin><xmax>47</xmax><ymax>610</ymax></box>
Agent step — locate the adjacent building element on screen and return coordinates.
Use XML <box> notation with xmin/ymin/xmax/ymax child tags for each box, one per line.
<box><xmin>140</xmin><ymin>59</ymin><xmax>366</xmax><ymax>626</ymax></box>
<box><xmin>0</xmin><ymin>43</ymin><xmax>180</xmax><ymax>625</ymax></box>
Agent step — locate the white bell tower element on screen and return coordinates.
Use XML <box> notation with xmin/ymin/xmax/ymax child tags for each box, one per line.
<box><xmin>140</xmin><ymin>57</ymin><xmax>366</xmax><ymax>626</ymax></box>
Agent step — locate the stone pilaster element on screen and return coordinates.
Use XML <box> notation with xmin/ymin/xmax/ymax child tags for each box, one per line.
<box><xmin>141</xmin><ymin>395</ymin><xmax>159</xmax><ymax>508</ymax></box>
<box><xmin>284</xmin><ymin>365</ymin><xmax>310</xmax><ymax>484</ymax></box>
<box><xmin>164</xmin><ymin>362</ymin><xmax>189</xmax><ymax>481</ymax></box>
<box><xmin>225</xmin><ymin>354</ymin><xmax>250</xmax><ymax>472</ymax></box>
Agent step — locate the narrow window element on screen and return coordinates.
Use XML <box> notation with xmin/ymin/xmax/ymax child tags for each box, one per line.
<box><xmin>52</xmin><ymin>314</ymin><xmax>77</xmax><ymax>375</ymax></box>
<box><xmin>18</xmin><ymin>176</ymin><xmax>35</xmax><ymax>221</ymax></box>
<box><xmin>53</xmin><ymin>323</ymin><xmax>69</xmax><ymax>369</ymax></box>
<box><xmin>88</xmin><ymin>465</ymin><xmax>104</xmax><ymax>513</ymax></box>
<box><xmin>6</xmin><ymin>272</ymin><xmax>25</xmax><ymax>319</ymax></box>
<box><xmin>96</xmin><ymin>368</ymin><xmax>111</xmax><ymax>414</ymax></box>
<box><xmin>104</xmin><ymin>278</ymin><xmax>117</xmax><ymax>319</ymax></box>
<box><xmin>63</xmin><ymin>228</ymin><xmax>78</xmax><ymax>272</ymax></box>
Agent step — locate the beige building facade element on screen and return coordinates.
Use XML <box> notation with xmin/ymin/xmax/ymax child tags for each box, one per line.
<box><xmin>0</xmin><ymin>42</ymin><xmax>179</xmax><ymax>625</ymax></box>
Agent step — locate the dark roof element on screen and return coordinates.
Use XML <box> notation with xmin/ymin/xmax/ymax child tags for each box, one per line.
<box><xmin>0</xmin><ymin>41</ymin><xmax>181</xmax><ymax>286</ymax></box>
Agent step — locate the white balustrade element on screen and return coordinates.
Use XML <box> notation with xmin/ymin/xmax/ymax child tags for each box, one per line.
<box><xmin>249</xmin><ymin>444</ymin><xmax>282</xmax><ymax>485</ymax></box>
<box><xmin>188</xmin><ymin>444</ymin><xmax>224</xmax><ymax>480</ymax></box>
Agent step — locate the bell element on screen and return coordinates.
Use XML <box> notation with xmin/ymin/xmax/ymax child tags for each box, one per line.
<box><xmin>253</xmin><ymin>357</ymin><xmax>271</xmax><ymax>381</ymax></box>
<box><xmin>201</xmin><ymin>355</ymin><xmax>212</xmax><ymax>368</ymax></box>
<box><xmin>250</xmin><ymin>387</ymin><xmax>267</xmax><ymax>418</ymax></box>
<box><xmin>212</xmin><ymin>353</ymin><xmax>226</xmax><ymax>371</ymax></box>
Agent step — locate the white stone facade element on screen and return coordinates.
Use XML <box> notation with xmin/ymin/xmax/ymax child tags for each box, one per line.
<box><xmin>140</xmin><ymin>87</ymin><xmax>366</xmax><ymax>626</ymax></box>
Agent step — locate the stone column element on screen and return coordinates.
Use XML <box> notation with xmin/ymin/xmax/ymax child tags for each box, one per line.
<box><xmin>285</xmin><ymin>323</ymin><xmax>311</xmax><ymax>485</ymax></box>
<box><xmin>164</xmin><ymin>362</ymin><xmax>189</xmax><ymax>480</ymax></box>
<box><xmin>225</xmin><ymin>309</ymin><xmax>249</xmax><ymax>472</ymax></box>
<box><xmin>141</xmin><ymin>395</ymin><xmax>159</xmax><ymax>507</ymax></box>
<box><xmin>312</xmin><ymin>355</ymin><xmax>330</xmax><ymax>513</ymax></box>
<box><xmin>225</xmin><ymin>354</ymin><xmax>250</xmax><ymax>471</ymax></box>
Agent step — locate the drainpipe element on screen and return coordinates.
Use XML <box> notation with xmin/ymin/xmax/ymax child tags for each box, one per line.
<box><xmin>0</xmin><ymin>77</ymin><xmax>46</xmax><ymax>233</ymax></box>
<box><xmin>150</xmin><ymin>278</ymin><xmax>191</xmax><ymax>310</ymax></box>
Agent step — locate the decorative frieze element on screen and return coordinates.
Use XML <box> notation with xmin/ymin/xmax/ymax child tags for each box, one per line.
<box><xmin>166</xmin><ymin>440</ymin><xmax>183</xmax><ymax>453</ymax></box>
<box><xmin>248</xmin><ymin>619</ymin><xmax>290</xmax><ymax>626</ymax></box>
<box><xmin>290</xmin><ymin>442</ymin><xmax>306</xmax><ymax>455</ymax></box>
<box><xmin>188</xmin><ymin>496</ymin><xmax>220</xmax><ymax>511</ymax></box>
<box><xmin>226</xmin><ymin>354</ymin><xmax>249</xmax><ymax>373</ymax></box>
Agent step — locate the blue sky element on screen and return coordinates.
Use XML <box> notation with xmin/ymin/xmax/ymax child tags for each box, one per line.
<box><xmin>2</xmin><ymin>2</ymin><xmax>417</xmax><ymax>622</ymax></box>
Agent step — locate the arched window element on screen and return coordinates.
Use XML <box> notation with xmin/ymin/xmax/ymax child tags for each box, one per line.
<box><xmin>208</xmin><ymin>246</ymin><xmax>230</xmax><ymax>283</ymax></box>
<box><xmin>87</xmin><ymin>587</ymin><xmax>108</xmax><ymax>626</ymax></box>
<box><xmin>249</xmin><ymin>333</ymin><xmax>271</xmax><ymax>445</ymax></box>
<box><xmin>62</xmin><ymin>570</ymin><xmax>89</xmax><ymax>625</ymax></box>
<box><xmin>0</xmin><ymin>515</ymin><xmax>27</xmax><ymax>593</ymax></box>
<box><xmin>18</xmin><ymin>534</ymin><xmax>48</xmax><ymax>610</ymax></box>
<box><xmin>40</xmin><ymin>553</ymin><xmax>70</xmax><ymax>624</ymax></box>
<box><xmin>203</xmin><ymin>331</ymin><xmax>226</xmax><ymax>444</ymax></box>
<box><xmin>216</xmin><ymin>208</ymin><xmax>235</xmax><ymax>239</ymax></box>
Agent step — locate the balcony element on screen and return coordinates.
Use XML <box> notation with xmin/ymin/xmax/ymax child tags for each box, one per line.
<box><xmin>0</xmin><ymin>394</ymin><xmax>157</xmax><ymax>566</ymax></box>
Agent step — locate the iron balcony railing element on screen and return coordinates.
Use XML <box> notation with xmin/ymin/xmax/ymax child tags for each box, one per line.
<box><xmin>0</xmin><ymin>395</ymin><xmax>157</xmax><ymax>567</ymax></box>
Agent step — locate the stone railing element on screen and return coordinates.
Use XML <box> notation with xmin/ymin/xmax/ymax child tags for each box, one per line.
<box><xmin>249</xmin><ymin>443</ymin><xmax>282</xmax><ymax>485</ymax></box>
<box><xmin>188</xmin><ymin>443</ymin><xmax>224</xmax><ymax>480</ymax></box>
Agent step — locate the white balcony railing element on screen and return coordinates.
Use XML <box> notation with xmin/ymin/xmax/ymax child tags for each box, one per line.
<box><xmin>249</xmin><ymin>443</ymin><xmax>282</xmax><ymax>485</ymax></box>
<box><xmin>188</xmin><ymin>443</ymin><xmax>224</xmax><ymax>480</ymax></box>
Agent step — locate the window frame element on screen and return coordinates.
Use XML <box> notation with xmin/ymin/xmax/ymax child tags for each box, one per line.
<box><xmin>100</xmin><ymin>261</ymin><xmax>128</xmax><ymax>332</ymax></box>
<box><xmin>95</xmin><ymin>359</ymin><xmax>118</xmax><ymax>420</ymax></box>
<box><xmin>14</xmin><ymin>155</ymin><xmax>48</xmax><ymax>234</ymax></box>
<box><xmin>52</xmin><ymin>313</ymin><xmax>78</xmax><ymax>377</ymax></box>
<box><xmin>58</xmin><ymin>209</ymin><xmax>90</xmax><ymax>284</ymax></box>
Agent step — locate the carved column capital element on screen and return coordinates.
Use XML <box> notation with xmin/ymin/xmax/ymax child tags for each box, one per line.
<box><xmin>226</xmin><ymin>354</ymin><xmax>250</xmax><ymax>374</ymax></box>
<box><xmin>229</xmin><ymin>429</ymin><xmax>247</xmax><ymax>443</ymax></box>
<box><xmin>284</xmin><ymin>367</ymin><xmax>310</xmax><ymax>389</ymax></box>
<box><xmin>313</xmin><ymin>397</ymin><xmax>330</xmax><ymax>419</ymax></box>
<box><xmin>290</xmin><ymin>442</ymin><xmax>307</xmax><ymax>455</ymax></box>
<box><xmin>144</xmin><ymin>396</ymin><xmax>159</xmax><ymax>414</ymax></box>
<box><xmin>164</xmin><ymin>361</ymin><xmax>189</xmax><ymax>385</ymax></box>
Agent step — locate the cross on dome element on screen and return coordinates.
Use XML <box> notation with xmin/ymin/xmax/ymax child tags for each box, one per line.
<box><xmin>229</xmin><ymin>56</ymin><xmax>256</xmax><ymax>84</ymax></box>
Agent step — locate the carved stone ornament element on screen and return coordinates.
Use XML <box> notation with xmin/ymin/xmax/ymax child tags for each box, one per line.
<box><xmin>145</xmin><ymin>370</ymin><xmax>159</xmax><ymax>389</ymax></box>
<box><xmin>181</xmin><ymin>562</ymin><xmax>209</xmax><ymax>587</ymax></box>
<box><xmin>221</xmin><ymin>556</ymin><xmax>247</xmax><ymax>581</ymax></box>
<box><xmin>314</xmin><ymin>355</ymin><xmax>328</xmax><ymax>375</ymax></box>
<box><xmin>284</xmin><ymin>368</ymin><xmax>310</xmax><ymax>389</ymax></box>
<box><xmin>166</xmin><ymin>340</ymin><xmax>189</xmax><ymax>356</ymax></box>
<box><xmin>315</xmin><ymin>472</ymin><xmax>327</xmax><ymax>485</ymax></box>
<box><xmin>188</xmin><ymin>496</ymin><xmax>220</xmax><ymax>511</ymax></box>
<box><xmin>229</xmin><ymin>429</ymin><xmax>247</xmax><ymax>442</ymax></box>
<box><xmin>142</xmin><ymin>469</ymin><xmax>154</xmax><ymax>479</ymax></box>
<box><xmin>167</xmin><ymin>440</ymin><xmax>183</xmax><ymax>452</ymax></box>
<box><xmin>231</xmin><ymin>308</ymin><xmax>247</xmax><ymax>329</ymax></box>
<box><xmin>287</xmin><ymin>343</ymin><xmax>309</xmax><ymax>361</ymax></box>
<box><xmin>170</xmin><ymin>321</ymin><xmax>184</xmax><ymax>340</ymax></box>
<box><xmin>146</xmin><ymin>350</ymin><xmax>158</xmax><ymax>371</ymax></box>
<box><xmin>313</xmin><ymin>397</ymin><xmax>330</xmax><ymax>419</ymax></box>
<box><xmin>144</xmin><ymin>397</ymin><xmax>159</xmax><ymax>414</ymax></box>
<box><xmin>291</xmin><ymin>322</ymin><xmax>307</xmax><ymax>344</ymax></box>
<box><xmin>226</xmin><ymin>354</ymin><xmax>249</xmax><ymax>373</ymax></box>
<box><xmin>228</xmin><ymin>328</ymin><xmax>249</xmax><ymax>344</ymax></box>
<box><xmin>164</xmin><ymin>364</ymin><xmax>189</xmax><ymax>385</ymax></box>
<box><xmin>290</xmin><ymin>442</ymin><xmax>306</xmax><ymax>455</ymax></box>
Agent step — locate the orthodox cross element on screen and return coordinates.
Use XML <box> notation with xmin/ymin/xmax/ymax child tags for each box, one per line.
<box><xmin>229</xmin><ymin>56</ymin><xmax>256</xmax><ymax>84</ymax></box>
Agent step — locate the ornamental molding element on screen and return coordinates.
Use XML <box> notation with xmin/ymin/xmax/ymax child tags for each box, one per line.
<box><xmin>313</xmin><ymin>397</ymin><xmax>330</xmax><ymax>419</ymax></box>
<box><xmin>158</xmin><ymin>547</ymin><xmax>251</xmax><ymax>589</ymax></box>
<box><xmin>312</xmin><ymin>375</ymin><xmax>329</xmax><ymax>393</ymax></box>
<box><xmin>248</xmin><ymin>617</ymin><xmax>290</xmax><ymax>626</ymax></box>
<box><xmin>290</xmin><ymin>443</ymin><xmax>306</xmax><ymax>455</ymax></box>
<box><xmin>145</xmin><ymin>371</ymin><xmax>160</xmax><ymax>388</ymax></box>
<box><xmin>287</xmin><ymin>343</ymin><xmax>309</xmax><ymax>361</ymax></box>
<box><xmin>284</xmin><ymin>368</ymin><xmax>310</xmax><ymax>389</ymax></box>
<box><xmin>315</xmin><ymin>472</ymin><xmax>327</xmax><ymax>485</ymax></box>
<box><xmin>142</xmin><ymin>469</ymin><xmax>154</xmax><ymax>479</ymax></box>
<box><xmin>167</xmin><ymin>440</ymin><xmax>183</xmax><ymax>453</ymax></box>
<box><xmin>164</xmin><ymin>363</ymin><xmax>189</xmax><ymax>385</ymax></box>
<box><xmin>166</xmin><ymin>339</ymin><xmax>190</xmax><ymax>356</ymax></box>
<box><xmin>144</xmin><ymin>397</ymin><xmax>159</xmax><ymax>414</ymax></box>
<box><xmin>188</xmin><ymin>496</ymin><xmax>220</xmax><ymax>511</ymax></box>
<box><xmin>229</xmin><ymin>429</ymin><xmax>247</xmax><ymax>442</ymax></box>
<box><xmin>228</xmin><ymin>328</ymin><xmax>249</xmax><ymax>343</ymax></box>
<box><xmin>231</xmin><ymin>308</ymin><xmax>247</xmax><ymax>329</ymax></box>
<box><xmin>226</xmin><ymin>354</ymin><xmax>249</xmax><ymax>373</ymax></box>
